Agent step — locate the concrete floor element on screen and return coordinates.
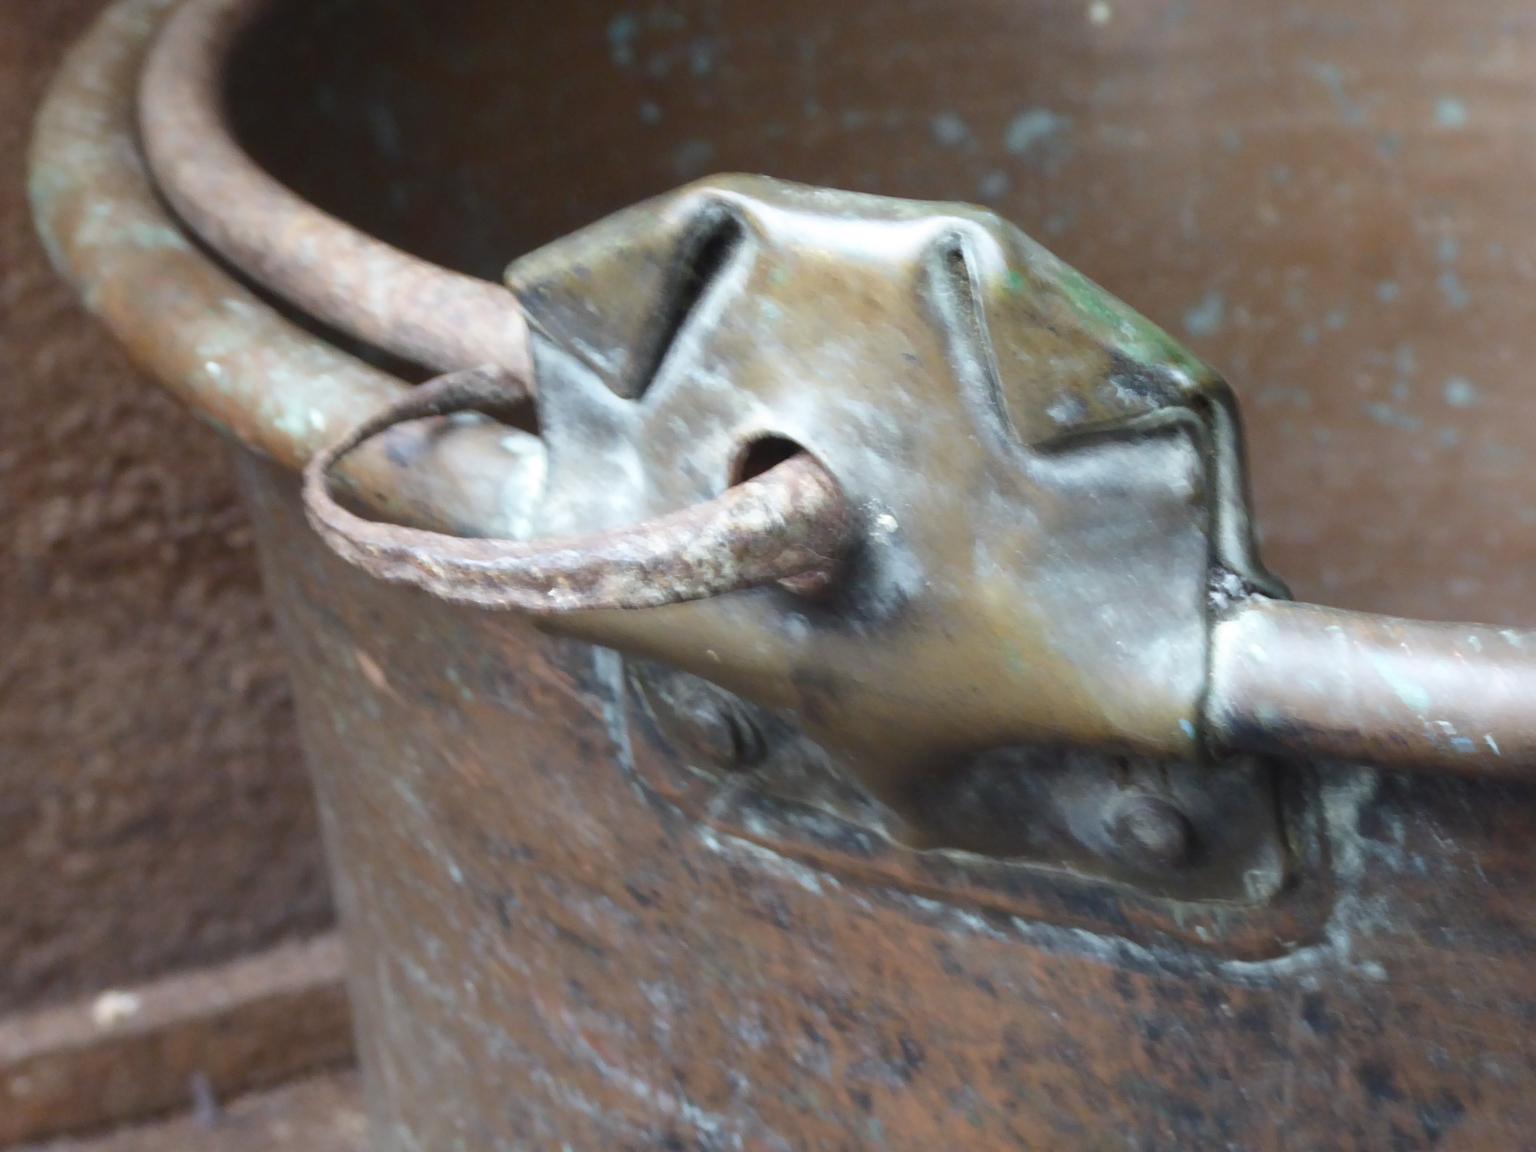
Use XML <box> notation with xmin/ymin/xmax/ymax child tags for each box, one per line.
<box><xmin>21</xmin><ymin>1073</ymin><xmax>364</xmax><ymax>1152</ymax></box>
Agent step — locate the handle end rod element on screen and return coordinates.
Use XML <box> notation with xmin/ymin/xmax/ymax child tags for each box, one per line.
<box><xmin>1207</xmin><ymin>598</ymin><xmax>1536</xmax><ymax>775</ymax></box>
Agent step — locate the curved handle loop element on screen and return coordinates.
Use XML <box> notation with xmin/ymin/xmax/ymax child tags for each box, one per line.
<box><xmin>301</xmin><ymin>367</ymin><xmax>849</xmax><ymax>613</ymax></box>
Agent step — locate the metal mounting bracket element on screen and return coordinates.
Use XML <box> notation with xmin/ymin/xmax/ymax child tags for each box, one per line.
<box><xmin>302</xmin><ymin>176</ymin><xmax>1531</xmax><ymax>919</ymax></box>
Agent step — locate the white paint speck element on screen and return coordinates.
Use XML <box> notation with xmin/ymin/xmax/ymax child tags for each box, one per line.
<box><xmin>1089</xmin><ymin>1</ymin><xmax>1113</xmax><ymax>25</ymax></box>
<box><xmin>1183</xmin><ymin>289</ymin><xmax>1226</xmax><ymax>338</ymax></box>
<box><xmin>977</xmin><ymin>170</ymin><xmax>1011</xmax><ymax>200</ymax></box>
<box><xmin>930</xmin><ymin>113</ymin><xmax>970</xmax><ymax>148</ymax></box>
<box><xmin>1434</xmin><ymin>97</ymin><xmax>1469</xmax><ymax>130</ymax></box>
<box><xmin>1442</xmin><ymin>377</ymin><xmax>1480</xmax><ymax>409</ymax></box>
<box><xmin>1004</xmin><ymin>109</ymin><xmax>1069</xmax><ymax>157</ymax></box>
<box><xmin>91</xmin><ymin>990</ymin><xmax>142</xmax><ymax>1028</ymax></box>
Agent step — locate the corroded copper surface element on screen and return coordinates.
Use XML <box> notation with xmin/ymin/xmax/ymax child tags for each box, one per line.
<box><xmin>132</xmin><ymin>0</ymin><xmax>1535</xmax><ymax>776</ymax></box>
<box><xmin>32</xmin><ymin>0</ymin><xmax>1536</xmax><ymax>1147</ymax></box>
<box><xmin>502</xmin><ymin>174</ymin><xmax>1274</xmax><ymax>818</ymax></box>
<box><xmin>245</xmin><ymin>453</ymin><xmax>1536</xmax><ymax>1150</ymax></box>
<box><xmin>30</xmin><ymin>0</ymin><xmax>545</xmax><ymax>539</ymax></box>
<box><xmin>301</xmin><ymin>172</ymin><xmax>1531</xmax><ymax>780</ymax></box>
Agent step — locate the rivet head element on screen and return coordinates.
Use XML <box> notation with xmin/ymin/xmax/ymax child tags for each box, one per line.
<box><xmin>1108</xmin><ymin>795</ymin><xmax>1194</xmax><ymax>871</ymax></box>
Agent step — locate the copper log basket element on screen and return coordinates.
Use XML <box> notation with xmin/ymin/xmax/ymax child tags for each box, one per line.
<box><xmin>31</xmin><ymin>0</ymin><xmax>1536</xmax><ymax>1146</ymax></box>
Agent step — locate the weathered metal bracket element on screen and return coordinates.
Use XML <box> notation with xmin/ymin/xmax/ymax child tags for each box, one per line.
<box><xmin>624</xmin><ymin>662</ymin><xmax>1328</xmax><ymax>959</ymax></box>
<box><xmin>509</xmin><ymin>175</ymin><xmax>1281</xmax><ymax>838</ymax></box>
<box><xmin>297</xmin><ymin>176</ymin><xmax>1530</xmax><ymax>920</ymax></box>
<box><xmin>135</xmin><ymin>0</ymin><xmax>1534</xmax><ymax>786</ymax></box>
<box><xmin>303</xmin><ymin>175</ymin><xmax>1308</xmax><ymax>909</ymax></box>
<box><xmin>501</xmin><ymin>175</ymin><xmax>1311</xmax><ymax>919</ymax></box>
<box><xmin>625</xmin><ymin>661</ymin><xmax>1289</xmax><ymax>898</ymax></box>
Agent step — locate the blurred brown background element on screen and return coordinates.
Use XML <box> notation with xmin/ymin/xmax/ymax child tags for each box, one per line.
<box><xmin>0</xmin><ymin>0</ymin><xmax>329</xmax><ymax>1018</ymax></box>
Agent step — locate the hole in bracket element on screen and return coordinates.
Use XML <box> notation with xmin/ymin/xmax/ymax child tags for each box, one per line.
<box><xmin>729</xmin><ymin>434</ymin><xmax>842</xmax><ymax>598</ymax></box>
<box><xmin>731</xmin><ymin>434</ymin><xmax>806</xmax><ymax>486</ymax></box>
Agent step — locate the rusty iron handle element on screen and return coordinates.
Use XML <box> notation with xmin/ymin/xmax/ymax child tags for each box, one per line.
<box><xmin>139</xmin><ymin>0</ymin><xmax>531</xmax><ymax>380</ymax></box>
<box><xmin>301</xmin><ymin>368</ymin><xmax>850</xmax><ymax>612</ymax></box>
